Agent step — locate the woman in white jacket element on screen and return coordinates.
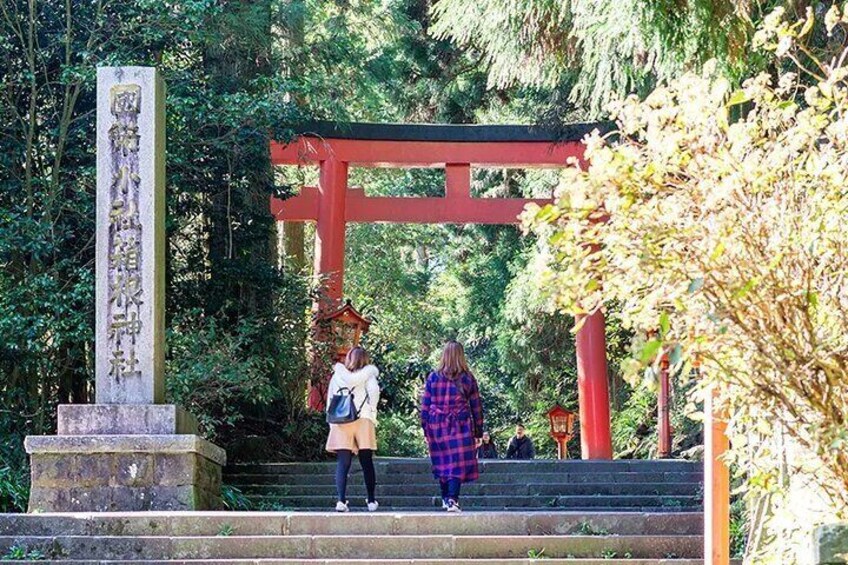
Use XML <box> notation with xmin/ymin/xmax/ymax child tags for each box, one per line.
<box><xmin>325</xmin><ymin>346</ymin><xmax>380</xmax><ymax>512</ymax></box>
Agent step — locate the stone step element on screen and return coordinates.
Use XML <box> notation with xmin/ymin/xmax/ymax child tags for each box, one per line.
<box><xmin>8</xmin><ymin>555</ymin><xmax>708</xmax><ymax>565</ymax></box>
<box><xmin>247</xmin><ymin>499</ymin><xmax>703</xmax><ymax>515</ymax></box>
<box><xmin>236</xmin><ymin>482</ymin><xmax>701</xmax><ymax>497</ymax></box>
<box><xmin>225</xmin><ymin>472</ymin><xmax>704</xmax><ymax>486</ymax></box>
<box><xmin>0</xmin><ymin>511</ymin><xmax>703</xmax><ymax>537</ymax></box>
<box><xmin>226</xmin><ymin>460</ymin><xmax>701</xmax><ymax>476</ymax></box>
<box><xmin>241</xmin><ymin>495</ymin><xmax>702</xmax><ymax>509</ymax></box>
<box><xmin>0</xmin><ymin>534</ymin><xmax>703</xmax><ymax>560</ymax></box>
<box><xmin>9</xmin><ymin>555</ymin><xmax>704</xmax><ymax>565</ymax></box>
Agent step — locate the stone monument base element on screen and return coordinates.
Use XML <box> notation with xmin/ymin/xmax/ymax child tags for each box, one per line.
<box><xmin>24</xmin><ymin>404</ymin><xmax>225</xmax><ymax>512</ymax></box>
<box><xmin>57</xmin><ymin>404</ymin><xmax>199</xmax><ymax>435</ymax></box>
<box><xmin>25</xmin><ymin>434</ymin><xmax>226</xmax><ymax>512</ymax></box>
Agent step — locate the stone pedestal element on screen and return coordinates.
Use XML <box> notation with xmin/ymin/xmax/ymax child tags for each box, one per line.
<box><xmin>56</xmin><ymin>404</ymin><xmax>198</xmax><ymax>435</ymax></box>
<box><xmin>25</xmin><ymin>432</ymin><xmax>225</xmax><ymax>512</ymax></box>
<box><xmin>26</xmin><ymin>404</ymin><xmax>224</xmax><ymax>512</ymax></box>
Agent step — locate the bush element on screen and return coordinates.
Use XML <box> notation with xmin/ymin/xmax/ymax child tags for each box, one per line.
<box><xmin>729</xmin><ymin>497</ymin><xmax>748</xmax><ymax>559</ymax></box>
<box><xmin>268</xmin><ymin>411</ymin><xmax>329</xmax><ymax>462</ymax></box>
<box><xmin>166</xmin><ymin>312</ymin><xmax>279</xmax><ymax>442</ymax></box>
<box><xmin>376</xmin><ymin>411</ymin><xmax>427</xmax><ymax>457</ymax></box>
<box><xmin>526</xmin><ymin>9</ymin><xmax>848</xmax><ymax>559</ymax></box>
<box><xmin>0</xmin><ymin>437</ymin><xmax>29</xmax><ymax>513</ymax></box>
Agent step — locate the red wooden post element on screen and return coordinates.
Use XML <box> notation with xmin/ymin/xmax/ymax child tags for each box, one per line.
<box><xmin>314</xmin><ymin>157</ymin><xmax>348</xmax><ymax>302</ymax></box>
<box><xmin>575</xmin><ymin>311</ymin><xmax>613</xmax><ymax>459</ymax></box>
<box><xmin>445</xmin><ymin>163</ymin><xmax>471</xmax><ymax>200</ymax></box>
<box><xmin>658</xmin><ymin>354</ymin><xmax>672</xmax><ymax>458</ymax></box>
<box><xmin>705</xmin><ymin>385</ymin><xmax>730</xmax><ymax>565</ymax></box>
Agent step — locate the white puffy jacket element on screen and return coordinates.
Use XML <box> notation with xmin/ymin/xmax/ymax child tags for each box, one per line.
<box><xmin>327</xmin><ymin>363</ymin><xmax>380</xmax><ymax>424</ymax></box>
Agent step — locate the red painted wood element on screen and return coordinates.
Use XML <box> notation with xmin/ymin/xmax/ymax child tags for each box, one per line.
<box><xmin>705</xmin><ymin>387</ymin><xmax>730</xmax><ymax>565</ymax></box>
<box><xmin>270</xmin><ymin>188</ymin><xmax>320</xmax><ymax>221</ymax></box>
<box><xmin>575</xmin><ymin>311</ymin><xmax>613</xmax><ymax>459</ymax></box>
<box><xmin>445</xmin><ymin>164</ymin><xmax>471</xmax><ymax>200</ymax></box>
<box><xmin>346</xmin><ymin>194</ymin><xmax>545</xmax><ymax>224</ymax></box>
<box><xmin>314</xmin><ymin>158</ymin><xmax>348</xmax><ymax>302</ymax></box>
<box><xmin>658</xmin><ymin>355</ymin><xmax>672</xmax><ymax>458</ymax></box>
<box><xmin>271</xmin><ymin>188</ymin><xmax>551</xmax><ymax>224</ymax></box>
<box><xmin>271</xmin><ymin>138</ymin><xmax>585</xmax><ymax>167</ymax></box>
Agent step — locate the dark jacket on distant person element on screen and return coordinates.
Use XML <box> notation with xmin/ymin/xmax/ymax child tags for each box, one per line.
<box><xmin>477</xmin><ymin>440</ymin><xmax>498</xmax><ymax>459</ymax></box>
<box><xmin>506</xmin><ymin>435</ymin><xmax>535</xmax><ymax>459</ymax></box>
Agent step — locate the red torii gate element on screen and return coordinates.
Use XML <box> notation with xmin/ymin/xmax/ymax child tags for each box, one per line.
<box><xmin>270</xmin><ymin>121</ymin><xmax>613</xmax><ymax>460</ymax></box>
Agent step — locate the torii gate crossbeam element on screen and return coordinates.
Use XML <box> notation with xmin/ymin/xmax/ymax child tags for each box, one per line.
<box><xmin>269</xmin><ymin>121</ymin><xmax>613</xmax><ymax>460</ymax></box>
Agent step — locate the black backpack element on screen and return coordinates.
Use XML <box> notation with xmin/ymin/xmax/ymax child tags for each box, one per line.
<box><xmin>326</xmin><ymin>387</ymin><xmax>369</xmax><ymax>424</ymax></box>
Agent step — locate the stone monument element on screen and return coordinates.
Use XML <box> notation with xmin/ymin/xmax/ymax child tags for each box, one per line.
<box><xmin>24</xmin><ymin>67</ymin><xmax>226</xmax><ymax>512</ymax></box>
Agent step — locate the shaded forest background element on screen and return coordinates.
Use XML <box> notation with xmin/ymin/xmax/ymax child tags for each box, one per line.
<box><xmin>1</xmin><ymin>0</ymin><xmax>793</xmax><ymax>513</ymax></box>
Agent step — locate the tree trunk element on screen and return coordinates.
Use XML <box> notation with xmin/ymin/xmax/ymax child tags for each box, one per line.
<box><xmin>283</xmin><ymin>222</ymin><xmax>306</xmax><ymax>272</ymax></box>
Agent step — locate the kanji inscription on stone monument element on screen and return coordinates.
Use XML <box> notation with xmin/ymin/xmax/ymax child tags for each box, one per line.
<box><xmin>95</xmin><ymin>67</ymin><xmax>165</xmax><ymax>404</ymax></box>
<box><xmin>107</xmin><ymin>85</ymin><xmax>143</xmax><ymax>382</ymax></box>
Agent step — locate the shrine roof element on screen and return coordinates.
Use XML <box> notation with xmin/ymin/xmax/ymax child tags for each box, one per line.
<box><xmin>292</xmin><ymin>120</ymin><xmax>614</xmax><ymax>143</ymax></box>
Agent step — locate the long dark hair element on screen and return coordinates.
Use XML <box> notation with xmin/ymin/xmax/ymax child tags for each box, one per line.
<box><xmin>437</xmin><ymin>340</ymin><xmax>470</xmax><ymax>380</ymax></box>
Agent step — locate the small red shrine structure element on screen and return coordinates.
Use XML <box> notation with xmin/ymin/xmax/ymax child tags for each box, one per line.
<box><xmin>321</xmin><ymin>299</ymin><xmax>372</xmax><ymax>362</ymax></box>
<box><xmin>307</xmin><ymin>300</ymin><xmax>372</xmax><ymax>410</ymax></box>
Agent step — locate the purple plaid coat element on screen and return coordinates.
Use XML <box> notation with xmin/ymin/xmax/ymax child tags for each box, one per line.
<box><xmin>420</xmin><ymin>371</ymin><xmax>484</xmax><ymax>482</ymax></box>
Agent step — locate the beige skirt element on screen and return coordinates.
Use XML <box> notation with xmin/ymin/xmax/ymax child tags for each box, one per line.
<box><xmin>325</xmin><ymin>418</ymin><xmax>377</xmax><ymax>454</ymax></box>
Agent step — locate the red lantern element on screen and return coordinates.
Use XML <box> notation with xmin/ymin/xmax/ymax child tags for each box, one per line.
<box><xmin>547</xmin><ymin>405</ymin><xmax>577</xmax><ymax>459</ymax></box>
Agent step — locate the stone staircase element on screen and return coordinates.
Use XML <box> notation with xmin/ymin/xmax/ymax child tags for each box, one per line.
<box><xmin>0</xmin><ymin>510</ymin><xmax>705</xmax><ymax>563</ymax></box>
<box><xmin>224</xmin><ymin>458</ymin><xmax>704</xmax><ymax>513</ymax></box>
<box><xmin>0</xmin><ymin>459</ymin><xmax>708</xmax><ymax>563</ymax></box>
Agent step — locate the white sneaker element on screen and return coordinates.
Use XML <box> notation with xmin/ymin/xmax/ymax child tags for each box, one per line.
<box><xmin>367</xmin><ymin>500</ymin><xmax>379</xmax><ymax>512</ymax></box>
<box><xmin>441</xmin><ymin>499</ymin><xmax>449</xmax><ymax>510</ymax></box>
<box><xmin>446</xmin><ymin>500</ymin><xmax>461</xmax><ymax>513</ymax></box>
<box><xmin>335</xmin><ymin>501</ymin><xmax>349</xmax><ymax>513</ymax></box>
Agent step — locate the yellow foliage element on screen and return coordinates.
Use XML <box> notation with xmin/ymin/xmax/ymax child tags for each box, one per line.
<box><xmin>525</xmin><ymin>8</ymin><xmax>848</xmax><ymax>563</ymax></box>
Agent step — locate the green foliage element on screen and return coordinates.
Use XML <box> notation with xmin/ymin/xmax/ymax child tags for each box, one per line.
<box><xmin>375</xmin><ymin>411</ymin><xmax>427</xmax><ymax>458</ymax></box>
<box><xmin>576</xmin><ymin>521</ymin><xmax>609</xmax><ymax>536</ymax></box>
<box><xmin>0</xmin><ymin>463</ymin><xmax>28</xmax><ymax>514</ymax></box>
<box><xmin>526</xmin><ymin>548</ymin><xmax>547</xmax><ymax>558</ymax></box>
<box><xmin>216</xmin><ymin>523</ymin><xmax>235</xmax><ymax>536</ymax></box>
<box><xmin>1</xmin><ymin>545</ymin><xmax>46</xmax><ymax>561</ymax></box>
<box><xmin>0</xmin><ymin>0</ymin><xmax>312</xmax><ymax>473</ymax></box>
<box><xmin>730</xmin><ymin>498</ymin><xmax>748</xmax><ymax>559</ymax></box>
<box><xmin>611</xmin><ymin>386</ymin><xmax>656</xmax><ymax>458</ymax></box>
<box><xmin>525</xmin><ymin>8</ymin><xmax>848</xmax><ymax>559</ymax></box>
<box><xmin>221</xmin><ymin>486</ymin><xmax>252</xmax><ymax>512</ymax></box>
<box><xmin>167</xmin><ymin>313</ymin><xmax>280</xmax><ymax>440</ymax></box>
<box><xmin>0</xmin><ymin>432</ymin><xmax>29</xmax><ymax>513</ymax></box>
<box><xmin>431</xmin><ymin>0</ymin><xmax>778</xmax><ymax>117</ymax></box>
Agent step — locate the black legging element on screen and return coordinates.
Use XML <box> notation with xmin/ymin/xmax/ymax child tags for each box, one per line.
<box><xmin>439</xmin><ymin>478</ymin><xmax>461</xmax><ymax>501</ymax></box>
<box><xmin>335</xmin><ymin>449</ymin><xmax>376</xmax><ymax>503</ymax></box>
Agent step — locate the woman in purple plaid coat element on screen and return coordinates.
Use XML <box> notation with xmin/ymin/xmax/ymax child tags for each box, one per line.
<box><xmin>420</xmin><ymin>341</ymin><xmax>484</xmax><ymax>513</ymax></box>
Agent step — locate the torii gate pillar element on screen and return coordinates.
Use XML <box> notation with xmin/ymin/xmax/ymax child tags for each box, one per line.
<box><xmin>315</xmin><ymin>157</ymin><xmax>348</xmax><ymax>303</ymax></box>
<box><xmin>576</xmin><ymin>311</ymin><xmax>613</xmax><ymax>459</ymax></box>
